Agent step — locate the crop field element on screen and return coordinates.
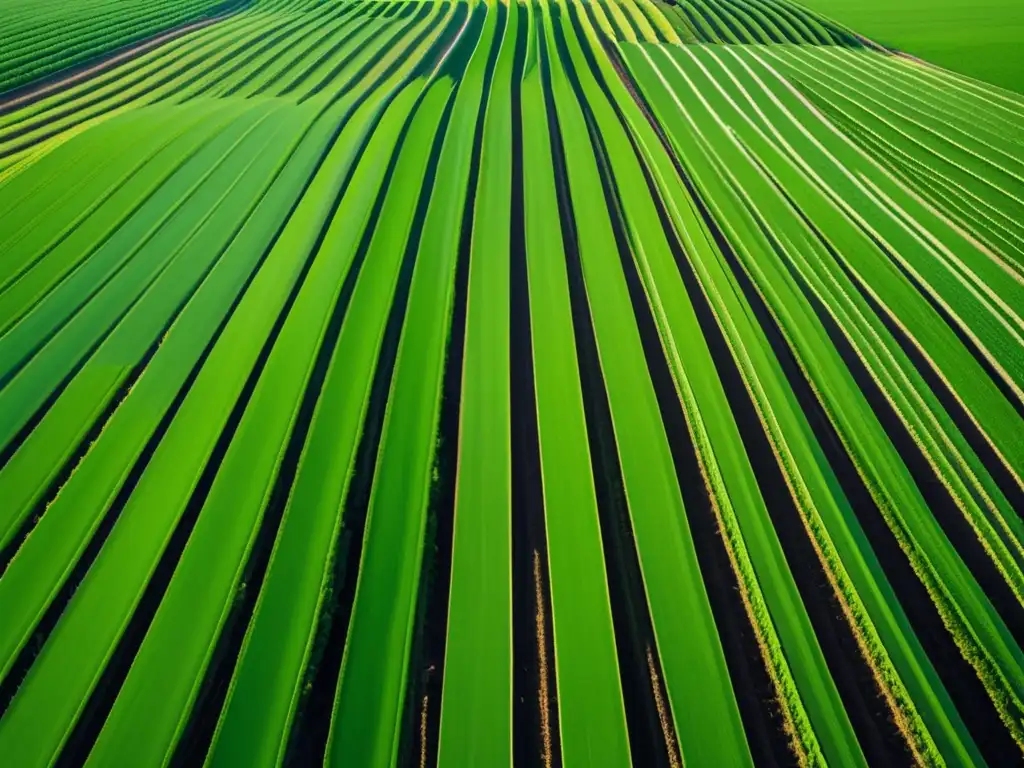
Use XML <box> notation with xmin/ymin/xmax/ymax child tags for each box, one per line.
<box><xmin>0</xmin><ymin>0</ymin><xmax>1023</xmax><ymax>765</ymax></box>
<box><xmin>0</xmin><ymin>0</ymin><xmax>239</xmax><ymax>94</ymax></box>
<box><xmin>793</xmin><ymin>0</ymin><xmax>1024</xmax><ymax>93</ymax></box>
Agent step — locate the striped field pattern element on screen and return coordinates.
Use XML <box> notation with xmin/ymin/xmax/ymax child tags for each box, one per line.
<box><xmin>1</xmin><ymin>0</ymin><xmax>1023</xmax><ymax>766</ymax></box>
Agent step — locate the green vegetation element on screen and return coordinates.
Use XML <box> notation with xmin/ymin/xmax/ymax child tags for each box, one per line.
<box><xmin>0</xmin><ymin>0</ymin><xmax>232</xmax><ymax>94</ymax></box>
<box><xmin>0</xmin><ymin>0</ymin><xmax>1023</xmax><ymax>766</ymax></box>
<box><xmin>796</xmin><ymin>0</ymin><xmax>1024</xmax><ymax>92</ymax></box>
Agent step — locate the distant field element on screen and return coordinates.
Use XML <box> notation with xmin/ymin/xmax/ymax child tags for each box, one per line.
<box><xmin>796</xmin><ymin>0</ymin><xmax>1024</xmax><ymax>91</ymax></box>
<box><xmin>0</xmin><ymin>0</ymin><xmax>232</xmax><ymax>94</ymax></box>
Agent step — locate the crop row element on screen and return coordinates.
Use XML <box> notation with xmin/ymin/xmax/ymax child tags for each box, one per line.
<box><xmin>0</xmin><ymin>0</ymin><xmax>1022</xmax><ymax>766</ymax></box>
<box><xmin>651</xmin><ymin>0</ymin><xmax>863</xmax><ymax>46</ymax></box>
<box><xmin>0</xmin><ymin>0</ymin><xmax>243</xmax><ymax>95</ymax></box>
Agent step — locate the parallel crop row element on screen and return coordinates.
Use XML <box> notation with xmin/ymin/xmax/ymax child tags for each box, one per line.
<box><xmin>1</xmin><ymin>1</ymin><xmax>1022</xmax><ymax>766</ymax></box>
<box><xmin>0</xmin><ymin>0</ymin><xmax>240</xmax><ymax>95</ymax></box>
<box><xmin>652</xmin><ymin>0</ymin><xmax>862</xmax><ymax>46</ymax></box>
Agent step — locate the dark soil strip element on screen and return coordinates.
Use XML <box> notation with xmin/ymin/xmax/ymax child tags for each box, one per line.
<box><xmin>0</xmin><ymin>11</ymin><xmax>444</xmax><ymax>741</ymax></box>
<box><xmin>0</xmin><ymin>0</ymin><xmax>248</xmax><ymax>116</ymax></box>
<box><xmin>554</xmin><ymin>13</ymin><xmax>690</xmax><ymax>765</ymax></box>
<box><xmin>793</xmin><ymin>215</ymin><xmax>1024</xmax><ymax>643</ymax></box>
<box><xmin>0</xmin><ymin>117</ymin><xmax>312</xmax><ymax>720</ymax></box>
<box><xmin>870</xmin><ymin>230</ymin><xmax>1024</xmax><ymax>429</ymax></box>
<box><xmin>727</xmin><ymin>174</ymin><xmax>921</xmax><ymax>764</ymax></box>
<box><xmin>653</xmin><ymin>96</ymin><xmax>1018</xmax><ymax>759</ymax></box>
<box><xmin>762</xmin><ymin>148</ymin><xmax>1024</xmax><ymax>524</ymax></box>
<box><xmin>51</xmin><ymin>76</ymin><xmax>414</xmax><ymax>766</ymax></box>
<box><xmin>599</xmin><ymin>35</ymin><xmax>918</xmax><ymax>764</ymax></box>
<box><xmin>391</xmin><ymin>10</ymin><xmax>507</xmax><ymax>768</ymax></box>
<box><xmin>272</xmin><ymin>11</ymin><xmax>381</xmax><ymax>96</ymax></box>
<box><xmin>545</xmin><ymin>10</ymin><xmax>681</xmax><ymax>766</ymax></box>
<box><xmin>284</xmin><ymin>11</ymin><xmax>477</xmax><ymax>767</ymax></box>
<box><xmin>249</xmin><ymin>4</ymin><xmax>377</xmax><ymax>97</ymax></box>
<box><xmin>186</xmin><ymin>8</ymin><xmax>329</xmax><ymax>99</ymax></box>
<box><xmin>393</xmin><ymin>9</ymin><xmax>506</xmax><ymax>767</ymax></box>
<box><xmin>592</xmin><ymin>23</ymin><xmax>798</xmax><ymax>768</ymax></box>
<box><xmin>741</xmin><ymin>164</ymin><xmax>1024</xmax><ymax>762</ymax></box>
<box><xmin>302</xmin><ymin>2</ymin><xmax>440</xmax><ymax>103</ymax></box>
<box><xmin>764</xmin><ymin>193</ymin><xmax>1024</xmax><ymax>761</ymax></box>
<box><xmin>0</xmin><ymin>132</ymin><xmax>254</xmax><ymax>468</ymax></box>
<box><xmin>0</xmin><ymin>115</ymin><xmax>251</xmax><ymax>383</ymax></box>
<box><xmin>279</xmin><ymin>91</ymin><xmax>460</xmax><ymax>768</ymax></box>
<box><xmin>508</xmin><ymin>5</ymin><xmax>564</xmax><ymax>768</ymax></box>
<box><xmin>536</xmin><ymin>22</ymin><xmax>614</xmax><ymax>765</ymax></box>
<box><xmin>0</xmin><ymin>169</ymin><xmax>261</xmax><ymax>574</ymax></box>
<box><xmin>175</xmin><ymin>13</ymin><xmax>473</xmax><ymax>767</ymax></box>
<box><xmin>839</xmin><ymin>241</ymin><xmax>1024</xmax><ymax>630</ymax></box>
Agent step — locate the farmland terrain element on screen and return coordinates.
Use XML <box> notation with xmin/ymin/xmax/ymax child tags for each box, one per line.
<box><xmin>794</xmin><ymin>0</ymin><xmax>1024</xmax><ymax>92</ymax></box>
<box><xmin>1</xmin><ymin>0</ymin><xmax>1023</xmax><ymax>766</ymax></box>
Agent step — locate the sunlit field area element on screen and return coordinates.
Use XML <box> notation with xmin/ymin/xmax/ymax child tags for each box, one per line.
<box><xmin>1</xmin><ymin>0</ymin><xmax>1023</xmax><ymax>765</ymax></box>
<box><xmin>796</xmin><ymin>0</ymin><xmax>1024</xmax><ymax>92</ymax></box>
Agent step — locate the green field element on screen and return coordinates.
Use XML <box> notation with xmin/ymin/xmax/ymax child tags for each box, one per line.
<box><xmin>795</xmin><ymin>0</ymin><xmax>1024</xmax><ymax>92</ymax></box>
<box><xmin>0</xmin><ymin>0</ymin><xmax>236</xmax><ymax>94</ymax></box>
<box><xmin>1</xmin><ymin>0</ymin><xmax>1023</xmax><ymax>765</ymax></box>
